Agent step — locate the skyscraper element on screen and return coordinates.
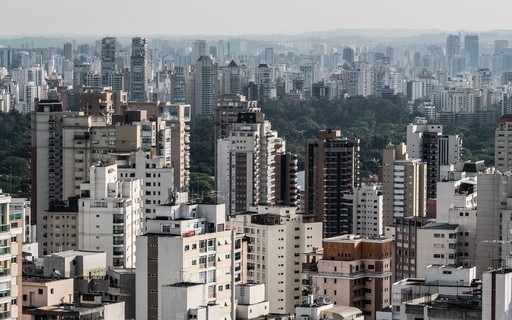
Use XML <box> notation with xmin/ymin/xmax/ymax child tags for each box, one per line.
<box><xmin>63</xmin><ymin>42</ymin><xmax>72</xmax><ymax>61</ymax></box>
<box><xmin>130</xmin><ymin>37</ymin><xmax>148</xmax><ymax>101</ymax></box>
<box><xmin>193</xmin><ymin>55</ymin><xmax>217</xmax><ymax>117</ymax></box>
<box><xmin>446</xmin><ymin>34</ymin><xmax>460</xmax><ymax>75</ymax></box>
<box><xmin>101</xmin><ymin>37</ymin><xmax>116</xmax><ymax>82</ymax></box>
<box><xmin>305</xmin><ymin>129</ymin><xmax>360</xmax><ymax>238</ymax></box>
<box><xmin>465</xmin><ymin>34</ymin><xmax>479</xmax><ymax>69</ymax></box>
<box><xmin>216</xmin><ymin>111</ymin><xmax>276</xmax><ymax>214</ymax></box>
<box><xmin>406</xmin><ymin>117</ymin><xmax>462</xmax><ymax>199</ymax></box>
<box><xmin>495</xmin><ymin>114</ymin><xmax>512</xmax><ymax>172</ymax></box>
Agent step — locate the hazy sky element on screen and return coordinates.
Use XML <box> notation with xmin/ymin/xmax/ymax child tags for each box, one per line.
<box><xmin>2</xmin><ymin>0</ymin><xmax>512</xmax><ymax>36</ymax></box>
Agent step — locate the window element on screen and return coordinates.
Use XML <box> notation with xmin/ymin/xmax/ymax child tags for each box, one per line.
<box><xmin>38</xmin><ymin>289</ymin><xmax>43</xmax><ymax>295</ymax></box>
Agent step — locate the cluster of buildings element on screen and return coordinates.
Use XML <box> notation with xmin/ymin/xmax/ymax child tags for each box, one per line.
<box><xmin>1</xmin><ymin>34</ymin><xmax>512</xmax><ymax>319</ymax></box>
<box><xmin>2</xmin><ymin>33</ymin><xmax>512</xmax><ymax>124</ymax></box>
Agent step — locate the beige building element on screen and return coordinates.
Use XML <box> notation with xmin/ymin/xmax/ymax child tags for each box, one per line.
<box><xmin>160</xmin><ymin>103</ymin><xmax>191</xmax><ymax>191</ymax></box>
<box><xmin>136</xmin><ymin>201</ymin><xmax>243</xmax><ymax>320</ymax></box>
<box><xmin>416</xmin><ymin>224</ymin><xmax>459</xmax><ymax>278</ymax></box>
<box><xmin>495</xmin><ymin>114</ymin><xmax>512</xmax><ymax>172</ymax></box>
<box><xmin>0</xmin><ymin>193</ymin><xmax>23</xmax><ymax>319</ymax></box>
<box><xmin>22</xmin><ymin>278</ymin><xmax>74</xmax><ymax>308</ymax></box>
<box><xmin>228</xmin><ymin>206</ymin><xmax>322</xmax><ymax>314</ymax></box>
<box><xmin>45</xmin><ymin>199</ymin><xmax>79</xmax><ymax>253</ymax></box>
<box><xmin>303</xmin><ymin>235</ymin><xmax>393</xmax><ymax>320</ymax></box>
<box><xmin>381</xmin><ymin>143</ymin><xmax>426</xmax><ymax>228</ymax></box>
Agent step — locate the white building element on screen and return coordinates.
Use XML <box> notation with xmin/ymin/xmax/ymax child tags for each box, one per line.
<box><xmin>416</xmin><ymin>224</ymin><xmax>459</xmax><ymax>278</ymax></box>
<box><xmin>377</xmin><ymin>265</ymin><xmax>481</xmax><ymax>320</ymax></box>
<box><xmin>482</xmin><ymin>268</ymin><xmax>512</xmax><ymax>320</ymax></box>
<box><xmin>78</xmin><ymin>164</ymin><xmax>143</xmax><ymax>268</ymax></box>
<box><xmin>112</xmin><ymin>149</ymin><xmax>174</xmax><ymax>219</ymax></box>
<box><xmin>235</xmin><ymin>283</ymin><xmax>270</xmax><ymax>320</ymax></box>
<box><xmin>216</xmin><ymin>112</ymin><xmax>276</xmax><ymax>215</ymax></box>
<box><xmin>228</xmin><ymin>206</ymin><xmax>322</xmax><ymax>314</ymax></box>
<box><xmin>42</xmin><ymin>250</ymin><xmax>107</xmax><ymax>279</ymax></box>
<box><xmin>352</xmin><ymin>184</ymin><xmax>383</xmax><ymax>236</ymax></box>
<box><xmin>136</xmin><ymin>201</ymin><xmax>243</xmax><ymax>320</ymax></box>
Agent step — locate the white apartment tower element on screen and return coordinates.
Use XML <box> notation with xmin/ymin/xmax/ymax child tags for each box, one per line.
<box><xmin>78</xmin><ymin>164</ymin><xmax>143</xmax><ymax>268</ymax></box>
<box><xmin>406</xmin><ymin>117</ymin><xmax>462</xmax><ymax>199</ymax></box>
<box><xmin>228</xmin><ymin>206</ymin><xmax>322</xmax><ymax>314</ymax></box>
<box><xmin>216</xmin><ymin>111</ymin><xmax>276</xmax><ymax>215</ymax></box>
<box><xmin>352</xmin><ymin>184</ymin><xmax>384</xmax><ymax>237</ymax></box>
<box><xmin>136</xmin><ymin>201</ymin><xmax>243</xmax><ymax>320</ymax></box>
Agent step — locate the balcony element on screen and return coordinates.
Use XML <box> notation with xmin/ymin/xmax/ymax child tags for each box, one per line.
<box><xmin>0</xmin><ymin>269</ymin><xmax>10</xmax><ymax>277</ymax></box>
<box><xmin>0</xmin><ymin>247</ymin><xmax>10</xmax><ymax>255</ymax></box>
<box><xmin>0</xmin><ymin>289</ymin><xmax>10</xmax><ymax>298</ymax></box>
<box><xmin>113</xmin><ymin>229</ymin><xmax>124</xmax><ymax>235</ymax></box>
<box><xmin>0</xmin><ymin>225</ymin><xmax>9</xmax><ymax>233</ymax></box>
<box><xmin>113</xmin><ymin>218</ymin><xmax>124</xmax><ymax>224</ymax></box>
<box><xmin>113</xmin><ymin>251</ymin><xmax>124</xmax><ymax>257</ymax></box>
<box><xmin>0</xmin><ymin>311</ymin><xmax>9</xmax><ymax>319</ymax></box>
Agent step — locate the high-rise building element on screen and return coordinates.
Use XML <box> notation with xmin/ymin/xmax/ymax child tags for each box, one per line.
<box><xmin>63</xmin><ymin>42</ymin><xmax>73</xmax><ymax>61</ymax></box>
<box><xmin>475</xmin><ymin>173</ymin><xmax>512</xmax><ymax>275</ymax></box>
<box><xmin>393</xmin><ymin>216</ymin><xmax>433</xmax><ymax>280</ymax></box>
<box><xmin>78</xmin><ymin>163</ymin><xmax>143</xmax><ymax>268</ymax></box>
<box><xmin>406</xmin><ymin>117</ymin><xmax>462</xmax><ymax>199</ymax></box>
<box><xmin>381</xmin><ymin>144</ymin><xmax>427</xmax><ymax>227</ymax></box>
<box><xmin>303</xmin><ymin>235</ymin><xmax>392</xmax><ymax>320</ymax></box>
<box><xmin>264</xmin><ymin>48</ymin><xmax>274</xmax><ymax>65</ymax></box>
<box><xmin>193</xmin><ymin>55</ymin><xmax>217</xmax><ymax>117</ymax></box>
<box><xmin>171</xmin><ymin>66</ymin><xmax>187</xmax><ymax>103</ymax></box>
<box><xmin>464</xmin><ymin>34</ymin><xmax>479</xmax><ymax>69</ymax></box>
<box><xmin>191</xmin><ymin>40</ymin><xmax>207</xmax><ymax>64</ymax></box>
<box><xmin>0</xmin><ymin>192</ymin><xmax>23</xmax><ymax>319</ymax></box>
<box><xmin>136</xmin><ymin>201</ymin><xmax>243</xmax><ymax>320</ymax></box>
<box><xmin>228</xmin><ymin>205</ymin><xmax>322</xmax><ymax>314</ymax></box>
<box><xmin>446</xmin><ymin>34</ymin><xmax>460</xmax><ymax>75</ymax></box>
<box><xmin>216</xmin><ymin>111</ymin><xmax>276</xmax><ymax>214</ymax></box>
<box><xmin>160</xmin><ymin>103</ymin><xmax>191</xmax><ymax>191</ymax></box>
<box><xmin>274</xmin><ymin>147</ymin><xmax>299</xmax><ymax>208</ymax></box>
<box><xmin>255</xmin><ymin>63</ymin><xmax>271</xmax><ymax>102</ymax></box>
<box><xmin>222</xmin><ymin>60</ymin><xmax>241</xmax><ymax>95</ymax></box>
<box><xmin>214</xmin><ymin>94</ymin><xmax>259</xmax><ymax>143</ymax></box>
<box><xmin>101</xmin><ymin>37</ymin><xmax>117</xmax><ymax>86</ymax></box>
<box><xmin>305</xmin><ymin>129</ymin><xmax>360</xmax><ymax>238</ymax></box>
<box><xmin>130</xmin><ymin>37</ymin><xmax>148</xmax><ymax>101</ymax></box>
<box><xmin>495</xmin><ymin>114</ymin><xmax>512</xmax><ymax>172</ymax></box>
<box><xmin>352</xmin><ymin>184</ymin><xmax>384</xmax><ymax>237</ymax></box>
<box><xmin>342</xmin><ymin>47</ymin><xmax>355</xmax><ymax>64</ymax></box>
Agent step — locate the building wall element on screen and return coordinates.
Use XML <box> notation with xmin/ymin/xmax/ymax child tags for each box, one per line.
<box><xmin>136</xmin><ymin>230</ymin><xmax>238</xmax><ymax>320</ymax></box>
<box><xmin>22</xmin><ymin>278</ymin><xmax>74</xmax><ymax>307</ymax></box>
<box><xmin>416</xmin><ymin>226</ymin><xmax>458</xmax><ymax>278</ymax></box>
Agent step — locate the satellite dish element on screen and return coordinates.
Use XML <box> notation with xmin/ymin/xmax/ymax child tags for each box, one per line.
<box><xmin>22</xmin><ymin>265</ymin><xmax>35</xmax><ymax>275</ymax></box>
<box><xmin>53</xmin><ymin>269</ymin><xmax>63</xmax><ymax>277</ymax></box>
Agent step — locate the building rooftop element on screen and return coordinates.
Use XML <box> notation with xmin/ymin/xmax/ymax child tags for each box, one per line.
<box><xmin>324</xmin><ymin>234</ymin><xmax>392</xmax><ymax>243</ymax></box>
<box><xmin>46</xmin><ymin>250</ymin><xmax>105</xmax><ymax>258</ymax></box>
<box><xmin>420</xmin><ymin>223</ymin><xmax>458</xmax><ymax>230</ymax></box>
<box><xmin>166</xmin><ymin>282</ymin><xmax>204</xmax><ymax>288</ymax></box>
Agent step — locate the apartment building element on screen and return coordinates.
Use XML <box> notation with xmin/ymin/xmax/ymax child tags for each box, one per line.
<box><xmin>136</xmin><ymin>201</ymin><xmax>243</xmax><ymax>320</ymax></box>
<box><xmin>303</xmin><ymin>235</ymin><xmax>392</xmax><ymax>320</ymax></box>
<box><xmin>78</xmin><ymin>164</ymin><xmax>143</xmax><ymax>268</ymax></box>
<box><xmin>228</xmin><ymin>206</ymin><xmax>322</xmax><ymax>314</ymax></box>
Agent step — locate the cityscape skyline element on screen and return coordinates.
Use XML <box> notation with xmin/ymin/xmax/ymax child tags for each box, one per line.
<box><xmin>2</xmin><ymin>0</ymin><xmax>512</xmax><ymax>36</ymax></box>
